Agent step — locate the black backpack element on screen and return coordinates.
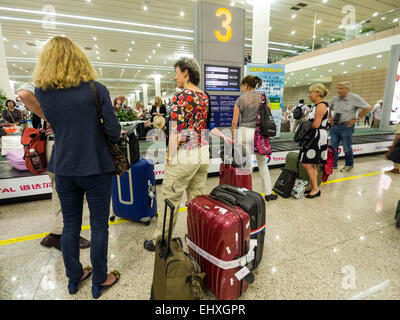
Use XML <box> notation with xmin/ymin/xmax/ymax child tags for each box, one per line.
<box><xmin>273</xmin><ymin>168</ymin><xmax>297</xmax><ymax>198</ymax></box>
<box><xmin>259</xmin><ymin>94</ymin><xmax>276</xmax><ymax>137</ymax></box>
<box><xmin>293</xmin><ymin>105</ymin><xmax>303</xmax><ymax>120</ymax></box>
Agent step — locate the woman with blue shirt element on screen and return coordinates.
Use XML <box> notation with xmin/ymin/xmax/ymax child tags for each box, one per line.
<box><xmin>33</xmin><ymin>36</ymin><xmax>121</xmax><ymax>299</ymax></box>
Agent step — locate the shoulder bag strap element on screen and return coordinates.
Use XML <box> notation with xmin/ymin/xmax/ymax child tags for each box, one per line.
<box><xmin>89</xmin><ymin>81</ymin><xmax>107</xmax><ymax>136</ymax></box>
<box><xmin>7</xmin><ymin>109</ymin><xmax>16</xmax><ymax>124</ymax></box>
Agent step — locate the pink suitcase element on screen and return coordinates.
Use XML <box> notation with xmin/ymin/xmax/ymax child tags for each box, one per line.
<box><xmin>6</xmin><ymin>149</ymin><xmax>28</xmax><ymax>171</ymax></box>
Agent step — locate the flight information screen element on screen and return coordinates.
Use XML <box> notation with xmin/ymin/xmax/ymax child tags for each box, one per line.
<box><xmin>204</xmin><ymin>65</ymin><xmax>241</xmax><ymax>92</ymax></box>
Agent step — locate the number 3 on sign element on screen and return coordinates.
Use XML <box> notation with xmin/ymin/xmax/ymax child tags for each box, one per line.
<box><xmin>215</xmin><ymin>8</ymin><xmax>233</xmax><ymax>42</ymax></box>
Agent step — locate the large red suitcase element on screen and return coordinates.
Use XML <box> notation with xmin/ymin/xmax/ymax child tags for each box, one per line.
<box><xmin>219</xmin><ymin>163</ymin><xmax>252</xmax><ymax>190</ymax></box>
<box><xmin>187</xmin><ymin>195</ymin><xmax>256</xmax><ymax>300</ymax></box>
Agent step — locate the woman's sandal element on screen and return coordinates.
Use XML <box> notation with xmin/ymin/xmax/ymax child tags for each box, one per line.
<box><xmin>92</xmin><ymin>270</ymin><xmax>120</xmax><ymax>299</ymax></box>
<box><xmin>68</xmin><ymin>266</ymin><xmax>93</xmax><ymax>294</ymax></box>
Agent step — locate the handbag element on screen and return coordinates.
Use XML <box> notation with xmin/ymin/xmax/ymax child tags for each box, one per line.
<box><xmin>89</xmin><ymin>81</ymin><xmax>130</xmax><ymax>176</ymax></box>
<box><xmin>254</xmin><ymin>102</ymin><xmax>272</xmax><ymax>156</ymax></box>
<box><xmin>259</xmin><ymin>94</ymin><xmax>276</xmax><ymax>137</ymax></box>
<box><xmin>293</xmin><ymin>120</ymin><xmax>313</xmax><ymax>144</ymax></box>
<box><xmin>386</xmin><ymin>140</ymin><xmax>400</xmax><ymax>164</ymax></box>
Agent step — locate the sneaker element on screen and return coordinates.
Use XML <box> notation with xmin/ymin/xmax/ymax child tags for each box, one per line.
<box><xmin>144</xmin><ymin>240</ymin><xmax>156</xmax><ymax>252</ymax></box>
<box><xmin>265</xmin><ymin>194</ymin><xmax>278</xmax><ymax>201</ymax></box>
<box><xmin>385</xmin><ymin>168</ymin><xmax>400</xmax><ymax>175</ymax></box>
<box><xmin>340</xmin><ymin>166</ymin><xmax>353</xmax><ymax>172</ymax></box>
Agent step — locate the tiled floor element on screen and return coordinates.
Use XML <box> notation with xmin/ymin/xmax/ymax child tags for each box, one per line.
<box><xmin>0</xmin><ymin>155</ymin><xmax>399</xmax><ymax>300</ymax></box>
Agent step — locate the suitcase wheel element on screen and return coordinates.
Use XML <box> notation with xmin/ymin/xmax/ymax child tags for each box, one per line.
<box><xmin>145</xmin><ymin>221</ymin><xmax>151</xmax><ymax>226</ymax></box>
<box><xmin>150</xmin><ymin>286</ymin><xmax>154</xmax><ymax>300</ymax></box>
<box><xmin>110</xmin><ymin>216</ymin><xmax>116</xmax><ymax>222</ymax></box>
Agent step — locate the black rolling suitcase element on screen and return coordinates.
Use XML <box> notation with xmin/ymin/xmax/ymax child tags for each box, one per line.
<box><xmin>210</xmin><ymin>184</ymin><xmax>266</xmax><ymax>271</ymax></box>
<box><xmin>273</xmin><ymin>168</ymin><xmax>297</xmax><ymax>198</ymax></box>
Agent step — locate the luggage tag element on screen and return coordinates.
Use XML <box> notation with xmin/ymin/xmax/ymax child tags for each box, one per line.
<box><xmin>235</xmin><ymin>266</ymin><xmax>251</xmax><ymax>281</ymax></box>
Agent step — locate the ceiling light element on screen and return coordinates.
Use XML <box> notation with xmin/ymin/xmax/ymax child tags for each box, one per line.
<box><xmin>328</xmin><ymin>69</ymin><xmax>332</xmax><ymax>72</ymax></box>
<box><xmin>377</xmin><ymin>54</ymin><xmax>383</xmax><ymax>58</ymax></box>
<box><xmin>143</xmin><ymin>6</ymin><xmax>148</xmax><ymax>11</ymax></box>
<box><xmin>381</xmin><ymin>17</ymin><xmax>386</xmax><ymax>20</ymax></box>
<box><xmin>26</xmin><ymin>30</ymin><xmax>31</xmax><ymax>34</ymax></box>
<box><xmin>373</xmin><ymin>12</ymin><xmax>378</xmax><ymax>17</ymax></box>
<box><xmin>96</xmin><ymin>51</ymin><xmax>99</xmax><ymax>54</ymax></box>
<box><xmin>180</xmin><ymin>11</ymin><xmax>185</xmax><ymax>17</ymax></box>
<box><xmin>312</xmin><ymin>68</ymin><xmax>316</xmax><ymax>71</ymax></box>
<box><xmin>340</xmin><ymin>62</ymin><xmax>345</xmax><ymax>65</ymax></box>
<box><xmin>94</xmin><ymin>44</ymin><xmax>98</xmax><ymax>48</ymax></box>
<box><xmin>316</xmin><ymin>20</ymin><xmax>322</xmax><ymax>24</ymax></box>
<box><xmin>291</xmin><ymin>30</ymin><xmax>296</xmax><ymax>35</ymax></box>
<box><xmin>93</xmin><ymin>36</ymin><xmax>97</xmax><ymax>41</ymax></box>
<box><xmin>323</xmin><ymin>0</ymin><xmax>328</xmax><ymax>3</ymax></box>
<box><xmin>97</xmin><ymin>56</ymin><xmax>100</xmax><ymax>60</ymax></box>
<box><xmin>22</xmin><ymin>51</ymin><xmax>26</xmax><ymax>55</ymax></box>
<box><xmin>0</xmin><ymin>7</ymin><xmax>194</xmax><ymax>34</ymax></box>
<box><xmin>157</xmin><ymin>43</ymin><xmax>161</xmax><ymax>47</ymax></box>
<box><xmin>125</xmin><ymin>58</ymin><xmax>128</xmax><ymax>61</ymax></box>
<box><xmin>152</xmin><ymin>49</ymin><xmax>156</xmax><ymax>53</ymax></box>
<box><xmin>0</xmin><ymin>16</ymin><xmax>195</xmax><ymax>41</ymax></box>
<box><xmin>357</xmin><ymin>64</ymin><xmax>362</xmax><ymax>67</ymax></box>
<box><xmin>127</xmin><ymin>53</ymin><xmax>131</xmax><ymax>57</ymax></box>
<box><xmin>393</xmin><ymin>18</ymin><xmax>399</xmax><ymax>23</ymax></box>
<box><xmin>13</xmin><ymin>45</ymin><xmax>17</xmax><ymax>49</ymax></box>
<box><xmin>291</xmin><ymin>14</ymin><xmax>296</xmax><ymax>19</ymax></box>
<box><xmin>372</xmin><ymin>66</ymin><xmax>377</xmax><ymax>69</ymax></box>
<box><xmin>269</xmin><ymin>27</ymin><xmax>272</xmax><ymax>31</ymax></box>
<box><xmin>3</xmin><ymin>37</ymin><xmax>7</xmax><ymax>41</ymax></box>
<box><xmin>339</xmin><ymin>25</ymin><xmax>343</xmax><ymax>29</ymax></box>
<box><xmin>343</xmin><ymin>71</ymin><xmax>347</xmax><ymax>74</ymax></box>
<box><xmin>320</xmin><ymin>37</ymin><xmax>324</xmax><ymax>40</ymax></box>
<box><xmin>231</xmin><ymin>1</ymin><xmax>235</xmax><ymax>6</ymax></box>
<box><xmin>149</xmin><ymin>55</ymin><xmax>152</xmax><ymax>59</ymax></box>
<box><xmin>145</xmin><ymin>59</ymin><xmax>148</xmax><ymax>63</ymax></box>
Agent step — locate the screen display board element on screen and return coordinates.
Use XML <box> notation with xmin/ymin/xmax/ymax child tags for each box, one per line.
<box><xmin>209</xmin><ymin>94</ymin><xmax>240</xmax><ymax>127</ymax></box>
<box><xmin>204</xmin><ymin>65</ymin><xmax>241</xmax><ymax>92</ymax></box>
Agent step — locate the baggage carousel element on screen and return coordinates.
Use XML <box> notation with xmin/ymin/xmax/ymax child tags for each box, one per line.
<box><xmin>0</xmin><ymin>128</ymin><xmax>394</xmax><ymax>203</ymax></box>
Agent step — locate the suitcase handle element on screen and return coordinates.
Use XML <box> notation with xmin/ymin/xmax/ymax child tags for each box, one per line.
<box><xmin>160</xmin><ymin>199</ymin><xmax>175</xmax><ymax>260</ymax></box>
<box><xmin>208</xmin><ymin>195</ymin><xmax>235</xmax><ymax>208</ymax></box>
<box><xmin>219</xmin><ymin>184</ymin><xmax>246</xmax><ymax>195</ymax></box>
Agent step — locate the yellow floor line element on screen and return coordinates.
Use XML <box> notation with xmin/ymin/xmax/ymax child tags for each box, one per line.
<box><xmin>0</xmin><ymin>170</ymin><xmax>384</xmax><ymax>247</ymax></box>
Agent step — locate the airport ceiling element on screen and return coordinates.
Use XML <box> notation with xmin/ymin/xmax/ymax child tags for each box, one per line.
<box><xmin>1</xmin><ymin>0</ymin><xmax>399</xmax><ymax>98</ymax></box>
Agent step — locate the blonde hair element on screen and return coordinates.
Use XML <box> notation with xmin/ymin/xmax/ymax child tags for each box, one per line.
<box><xmin>34</xmin><ymin>36</ymin><xmax>98</xmax><ymax>90</ymax></box>
<box><xmin>155</xmin><ymin>96</ymin><xmax>163</xmax><ymax>107</ymax></box>
<box><xmin>309</xmin><ymin>83</ymin><xmax>329</xmax><ymax>98</ymax></box>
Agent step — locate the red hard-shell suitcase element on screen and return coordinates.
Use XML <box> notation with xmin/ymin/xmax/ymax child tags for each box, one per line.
<box><xmin>219</xmin><ymin>163</ymin><xmax>252</xmax><ymax>190</ymax></box>
<box><xmin>187</xmin><ymin>195</ymin><xmax>256</xmax><ymax>300</ymax></box>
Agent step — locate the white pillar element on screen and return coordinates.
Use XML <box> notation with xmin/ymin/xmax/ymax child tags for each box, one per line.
<box><xmin>142</xmin><ymin>85</ymin><xmax>148</xmax><ymax>110</ymax></box>
<box><xmin>154</xmin><ymin>75</ymin><xmax>161</xmax><ymax>98</ymax></box>
<box><xmin>0</xmin><ymin>23</ymin><xmax>14</xmax><ymax>99</ymax></box>
<box><xmin>251</xmin><ymin>0</ymin><xmax>271</xmax><ymax>64</ymax></box>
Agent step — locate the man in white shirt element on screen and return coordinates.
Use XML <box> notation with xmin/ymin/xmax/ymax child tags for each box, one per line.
<box><xmin>372</xmin><ymin>100</ymin><xmax>383</xmax><ymax>129</ymax></box>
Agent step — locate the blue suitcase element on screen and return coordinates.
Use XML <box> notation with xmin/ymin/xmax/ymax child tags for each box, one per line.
<box><xmin>110</xmin><ymin>158</ymin><xmax>157</xmax><ymax>224</ymax></box>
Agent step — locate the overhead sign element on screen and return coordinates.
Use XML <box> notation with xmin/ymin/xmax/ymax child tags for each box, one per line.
<box><xmin>246</xmin><ymin>64</ymin><xmax>286</xmax><ymax>137</ymax></box>
<box><xmin>205</xmin><ymin>65</ymin><xmax>241</xmax><ymax>92</ymax></box>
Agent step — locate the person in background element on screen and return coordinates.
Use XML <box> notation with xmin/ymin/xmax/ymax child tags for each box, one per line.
<box><xmin>143</xmin><ymin>57</ymin><xmax>232</xmax><ymax>252</ymax></box>
<box><xmin>328</xmin><ymin>82</ymin><xmax>372</xmax><ymax>172</ymax></box>
<box><xmin>133</xmin><ymin>101</ymin><xmax>151</xmax><ymax>140</ymax></box>
<box><xmin>150</xmin><ymin>96</ymin><xmax>167</xmax><ymax>122</ymax></box>
<box><xmin>364</xmin><ymin>111</ymin><xmax>371</xmax><ymax>127</ymax></box>
<box><xmin>18</xmin><ymin>84</ymin><xmax>91</xmax><ymax>251</ymax></box>
<box><xmin>284</xmin><ymin>104</ymin><xmax>295</xmax><ymax>132</ymax></box>
<box><xmin>2</xmin><ymin>100</ymin><xmax>23</xmax><ymax>126</ymax></box>
<box><xmin>113</xmin><ymin>98</ymin><xmax>121</xmax><ymax>113</ymax></box>
<box><xmin>300</xmin><ymin>84</ymin><xmax>329</xmax><ymax>198</ymax></box>
<box><xmin>231</xmin><ymin>75</ymin><xmax>277</xmax><ymax>202</ymax></box>
<box><xmin>385</xmin><ymin>122</ymin><xmax>400</xmax><ymax>175</ymax></box>
<box><xmin>293</xmin><ymin>99</ymin><xmax>309</xmax><ymax>133</ymax></box>
<box><xmin>33</xmin><ymin>36</ymin><xmax>121</xmax><ymax>299</ymax></box>
<box><xmin>371</xmin><ymin>100</ymin><xmax>383</xmax><ymax>129</ymax></box>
